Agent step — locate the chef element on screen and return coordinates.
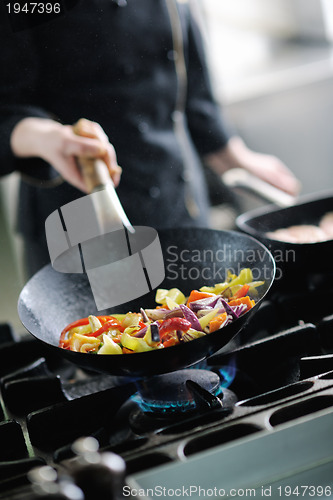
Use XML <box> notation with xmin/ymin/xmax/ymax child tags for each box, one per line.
<box><xmin>0</xmin><ymin>0</ymin><xmax>299</xmax><ymax>276</ymax></box>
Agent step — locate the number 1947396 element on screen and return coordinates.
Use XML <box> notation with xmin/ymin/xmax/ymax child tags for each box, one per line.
<box><xmin>277</xmin><ymin>486</ymin><xmax>332</xmax><ymax>497</ymax></box>
<box><xmin>6</xmin><ymin>2</ymin><xmax>62</xmax><ymax>14</ymax></box>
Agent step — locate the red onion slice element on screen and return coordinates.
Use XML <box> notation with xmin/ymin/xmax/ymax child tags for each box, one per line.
<box><xmin>180</xmin><ymin>304</ymin><xmax>202</xmax><ymax>331</ymax></box>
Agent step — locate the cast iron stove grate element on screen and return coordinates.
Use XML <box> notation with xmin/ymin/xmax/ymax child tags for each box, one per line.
<box><xmin>0</xmin><ymin>273</ymin><xmax>333</xmax><ymax>499</ymax></box>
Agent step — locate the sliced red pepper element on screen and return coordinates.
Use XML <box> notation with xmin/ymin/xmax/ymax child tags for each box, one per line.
<box><xmin>163</xmin><ymin>338</ymin><xmax>178</xmax><ymax>348</ymax></box>
<box><xmin>88</xmin><ymin>317</ymin><xmax>124</xmax><ymax>338</ymax></box>
<box><xmin>159</xmin><ymin>317</ymin><xmax>191</xmax><ymax>339</ymax></box>
<box><xmin>97</xmin><ymin>316</ymin><xmax>117</xmax><ymax>324</ymax></box>
<box><xmin>59</xmin><ymin>318</ymin><xmax>90</xmax><ymax>347</ymax></box>
<box><xmin>62</xmin><ymin>318</ymin><xmax>90</xmax><ymax>333</ymax></box>
<box><xmin>61</xmin><ymin>339</ymin><xmax>72</xmax><ymax>350</ymax></box>
<box><xmin>59</xmin><ymin>315</ymin><xmax>121</xmax><ymax>347</ymax></box>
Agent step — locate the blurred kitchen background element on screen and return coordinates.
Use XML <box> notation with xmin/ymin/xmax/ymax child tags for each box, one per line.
<box><xmin>1</xmin><ymin>0</ymin><xmax>333</xmax><ymax>329</ymax></box>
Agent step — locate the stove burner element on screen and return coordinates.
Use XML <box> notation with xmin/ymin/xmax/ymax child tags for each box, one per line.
<box><xmin>3</xmin><ymin>267</ymin><xmax>333</xmax><ymax>499</ymax></box>
<box><xmin>132</xmin><ymin>369</ymin><xmax>222</xmax><ymax>415</ymax></box>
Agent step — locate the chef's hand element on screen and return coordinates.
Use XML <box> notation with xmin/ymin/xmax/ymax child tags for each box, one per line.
<box><xmin>204</xmin><ymin>136</ymin><xmax>301</xmax><ymax>196</ymax></box>
<box><xmin>10</xmin><ymin>117</ymin><xmax>122</xmax><ymax>192</ymax></box>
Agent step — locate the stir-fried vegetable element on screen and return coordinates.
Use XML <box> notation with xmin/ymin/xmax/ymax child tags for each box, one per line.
<box><xmin>59</xmin><ymin>268</ymin><xmax>263</xmax><ymax>354</ymax></box>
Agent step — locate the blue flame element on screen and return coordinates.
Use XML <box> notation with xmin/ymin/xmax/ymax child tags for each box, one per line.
<box><xmin>131</xmin><ymin>393</ymin><xmax>197</xmax><ymax>413</ymax></box>
<box><xmin>218</xmin><ymin>356</ymin><xmax>237</xmax><ymax>388</ymax></box>
<box><xmin>130</xmin><ymin>360</ymin><xmax>237</xmax><ymax>414</ymax></box>
<box><xmin>131</xmin><ymin>383</ymin><xmax>223</xmax><ymax>414</ymax></box>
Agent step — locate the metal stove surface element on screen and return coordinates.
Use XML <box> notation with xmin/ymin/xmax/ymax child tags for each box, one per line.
<box><xmin>0</xmin><ymin>273</ymin><xmax>333</xmax><ymax>499</ymax></box>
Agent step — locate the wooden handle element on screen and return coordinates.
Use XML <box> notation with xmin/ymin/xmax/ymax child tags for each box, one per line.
<box><xmin>76</xmin><ymin>157</ymin><xmax>111</xmax><ymax>193</ymax></box>
<box><xmin>72</xmin><ymin>120</ymin><xmax>133</xmax><ymax>231</ymax></box>
<box><xmin>72</xmin><ymin>121</ymin><xmax>111</xmax><ymax>192</ymax></box>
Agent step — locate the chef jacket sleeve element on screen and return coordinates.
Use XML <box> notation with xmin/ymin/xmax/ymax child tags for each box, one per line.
<box><xmin>185</xmin><ymin>7</ymin><xmax>232</xmax><ymax>156</ymax></box>
<box><xmin>0</xmin><ymin>12</ymin><xmax>59</xmax><ymax>183</ymax></box>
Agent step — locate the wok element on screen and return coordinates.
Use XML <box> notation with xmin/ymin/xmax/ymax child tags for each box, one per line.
<box><xmin>236</xmin><ymin>191</ymin><xmax>333</xmax><ymax>277</ymax></box>
<box><xmin>18</xmin><ymin>228</ymin><xmax>275</xmax><ymax>377</ymax></box>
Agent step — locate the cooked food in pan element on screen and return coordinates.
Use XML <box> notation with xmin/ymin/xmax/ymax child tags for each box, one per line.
<box><xmin>59</xmin><ymin>268</ymin><xmax>263</xmax><ymax>354</ymax></box>
<box><xmin>266</xmin><ymin>211</ymin><xmax>333</xmax><ymax>243</ymax></box>
<box><xmin>267</xmin><ymin>225</ymin><xmax>327</xmax><ymax>243</ymax></box>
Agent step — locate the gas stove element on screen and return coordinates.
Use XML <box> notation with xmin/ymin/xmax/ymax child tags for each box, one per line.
<box><xmin>0</xmin><ymin>273</ymin><xmax>333</xmax><ymax>499</ymax></box>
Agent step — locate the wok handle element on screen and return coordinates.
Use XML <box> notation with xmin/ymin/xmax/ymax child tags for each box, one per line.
<box><xmin>72</xmin><ymin>120</ymin><xmax>111</xmax><ymax>192</ymax></box>
<box><xmin>76</xmin><ymin>156</ymin><xmax>111</xmax><ymax>193</ymax></box>
<box><xmin>76</xmin><ymin>156</ymin><xmax>134</xmax><ymax>232</ymax></box>
<box><xmin>222</xmin><ymin>168</ymin><xmax>297</xmax><ymax>207</ymax></box>
<box><xmin>72</xmin><ymin>122</ymin><xmax>134</xmax><ymax>232</ymax></box>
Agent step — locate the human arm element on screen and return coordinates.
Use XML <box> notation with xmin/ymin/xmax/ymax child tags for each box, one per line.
<box><xmin>10</xmin><ymin>117</ymin><xmax>122</xmax><ymax>192</ymax></box>
<box><xmin>203</xmin><ymin>136</ymin><xmax>300</xmax><ymax>196</ymax></box>
<box><xmin>184</xmin><ymin>6</ymin><xmax>300</xmax><ymax>196</ymax></box>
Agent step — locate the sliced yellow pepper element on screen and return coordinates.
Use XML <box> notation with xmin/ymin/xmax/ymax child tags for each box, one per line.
<box><xmin>200</xmin><ymin>269</ymin><xmax>255</xmax><ymax>295</ymax></box>
<box><xmin>155</xmin><ymin>288</ymin><xmax>186</xmax><ymax>305</ymax></box>
<box><xmin>72</xmin><ymin>333</ymin><xmax>100</xmax><ymax>353</ymax></box>
<box><xmin>198</xmin><ymin>308</ymin><xmax>220</xmax><ymax>329</ymax></box>
<box><xmin>165</xmin><ymin>296</ymin><xmax>180</xmax><ymax>310</ymax></box>
<box><xmin>98</xmin><ymin>334</ymin><xmax>122</xmax><ymax>355</ymax></box>
<box><xmin>121</xmin><ymin>332</ymin><xmax>154</xmax><ymax>352</ymax></box>
<box><xmin>110</xmin><ymin>314</ymin><xmax>127</xmax><ymax>322</ymax></box>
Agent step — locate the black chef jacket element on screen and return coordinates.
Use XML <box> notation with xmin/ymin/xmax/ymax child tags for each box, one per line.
<box><xmin>0</xmin><ymin>0</ymin><xmax>230</xmax><ymax>256</ymax></box>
